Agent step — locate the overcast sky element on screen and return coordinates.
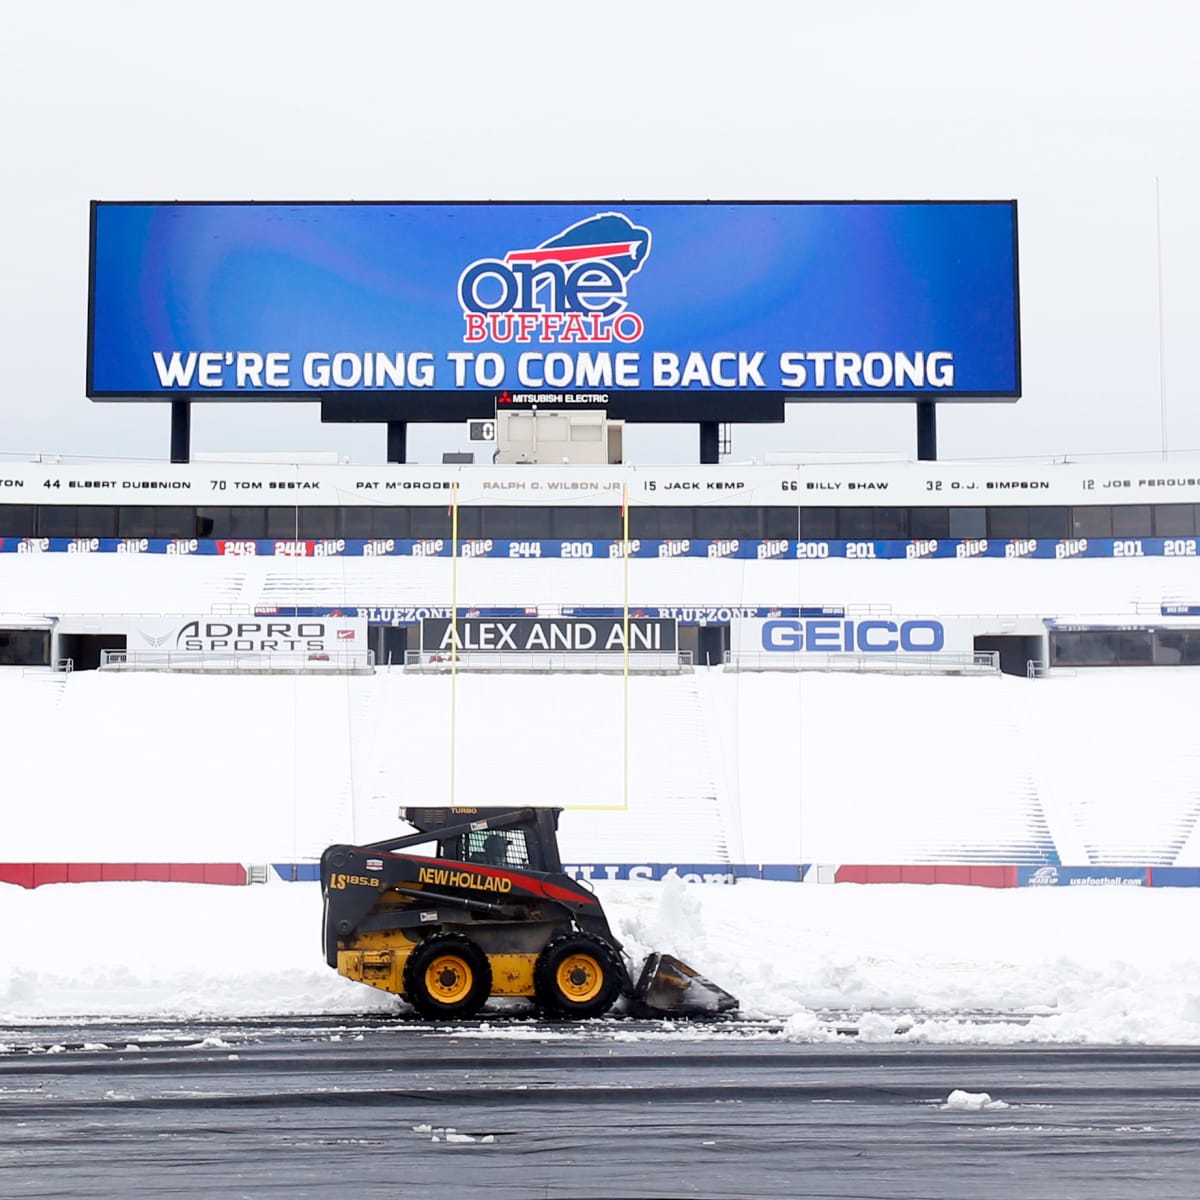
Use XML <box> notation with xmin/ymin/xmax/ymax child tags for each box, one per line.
<box><xmin>1</xmin><ymin>0</ymin><xmax>1196</xmax><ymax>467</ymax></box>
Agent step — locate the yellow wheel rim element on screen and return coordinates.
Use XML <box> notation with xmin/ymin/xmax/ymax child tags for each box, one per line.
<box><xmin>425</xmin><ymin>954</ymin><xmax>473</xmax><ymax>1004</ymax></box>
<box><xmin>555</xmin><ymin>953</ymin><xmax>603</xmax><ymax>1003</ymax></box>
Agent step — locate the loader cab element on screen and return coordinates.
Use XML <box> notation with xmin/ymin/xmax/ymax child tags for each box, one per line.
<box><xmin>448</xmin><ymin>823</ymin><xmax>558</xmax><ymax>872</ymax></box>
<box><xmin>398</xmin><ymin>806</ymin><xmax>565</xmax><ymax>875</ymax></box>
<box><xmin>464</xmin><ymin>829</ymin><xmax>528</xmax><ymax>868</ymax></box>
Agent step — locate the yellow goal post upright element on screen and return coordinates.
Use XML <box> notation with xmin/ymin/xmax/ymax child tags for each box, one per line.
<box><xmin>446</xmin><ymin>479</ymin><xmax>630</xmax><ymax>814</ymax></box>
<box><xmin>575</xmin><ymin>482</ymin><xmax>632</xmax><ymax>813</ymax></box>
<box><xmin>449</xmin><ymin>481</ymin><xmax>459</xmax><ymax>805</ymax></box>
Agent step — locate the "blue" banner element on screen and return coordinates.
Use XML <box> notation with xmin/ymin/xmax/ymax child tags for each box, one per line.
<box><xmin>2</xmin><ymin>535</ymin><xmax>1194</xmax><ymax>560</ymax></box>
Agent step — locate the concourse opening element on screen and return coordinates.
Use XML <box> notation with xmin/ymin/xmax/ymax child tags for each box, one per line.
<box><xmin>677</xmin><ymin>625</ymin><xmax>728</xmax><ymax>667</ymax></box>
<box><xmin>370</xmin><ymin>625</ymin><xmax>410</xmax><ymax>667</ymax></box>
<box><xmin>57</xmin><ymin>632</ymin><xmax>127</xmax><ymax>672</ymax></box>
<box><xmin>974</xmin><ymin>634</ymin><xmax>1044</xmax><ymax>677</ymax></box>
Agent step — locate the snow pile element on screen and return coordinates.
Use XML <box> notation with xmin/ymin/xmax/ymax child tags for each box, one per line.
<box><xmin>412</xmin><ymin>1124</ymin><xmax>496</xmax><ymax>1145</ymax></box>
<box><xmin>941</xmin><ymin>1089</ymin><xmax>1010</xmax><ymax>1111</ymax></box>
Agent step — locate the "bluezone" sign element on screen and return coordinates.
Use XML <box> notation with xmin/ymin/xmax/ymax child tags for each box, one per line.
<box><xmin>88</xmin><ymin>201</ymin><xmax>1020</xmax><ymax>411</ymax></box>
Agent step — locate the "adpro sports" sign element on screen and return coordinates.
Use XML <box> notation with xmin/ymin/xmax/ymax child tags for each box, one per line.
<box><xmin>128</xmin><ymin>616</ymin><xmax>366</xmax><ymax>655</ymax></box>
<box><xmin>88</xmin><ymin>202</ymin><xmax>1020</xmax><ymax>416</ymax></box>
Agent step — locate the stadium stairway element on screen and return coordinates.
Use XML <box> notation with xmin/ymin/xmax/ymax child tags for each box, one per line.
<box><xmin>1025</xmin><ymin>670</ymin><xmax>1200</xmax><ymax>865</ymax></box>
<box><xmin>0</xmin><ymin>554</ymin><xmax>250</xmax><ymax>617</ymax></box>
<box><xmin>0</xmin><ymin>671</ymin><xmax>357</xmax><ymax>863</ymax></box>
<box><xmin>724</xmin><ymin>671</ymin><xmax>1059</xmax><ymax>865</ymax></box>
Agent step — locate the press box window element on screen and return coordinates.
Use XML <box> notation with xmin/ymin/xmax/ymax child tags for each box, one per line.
<box><xmin>836</xmin><ymin>508</ymin><xmax>875</xmax><ymax>539</ymax></box>
<box><xmin>228</xmin><ymin>507</ymin><xmax>267</xmax><ymax>539</ymax></box>
<box><xmin>297</xmin><ymin>507</ymin><xmax>339</xmax><ymax>539</ymax></box>
<box><xmin>988</xmin><ymin>507</ymin><xmax>1030</xmax><ymax>539</ymax></box>
<box><xmin>947</xmin><ymin>508</ymin><xmax>987</xmax><ymax>538</ymax></box>
<box><xmin>75</xmin><ymin>506</ymin><xmax>118</xmax><ymax>538</ymax></box>
<box><xmin>763</xmin><ymin>507</ymin><xmax>798</xmax><ymax>539</ymax></box>
<box><xmin>1111</xmin><ymin>506</ymin><xmax>1152</xmax><ymax>537</ymax></box>
<box><xmin>552</xmin><ymin>507</ymin><xmax>622</xmax><ymax>538</ymax></box>
<box><xmin>1027</xmin><ymin>507</ymin><xmax>1070</xmax><ymax>538</ymax></box>
<box><xmin>450</xmin><ymin>507</ymin><xmax>483</xmax><ymax>538</ymax></box>
<box><xmin>873</xmin><ymin>508</ymin><xmax>908</xmax><ymax>539</ymax></box>
<box><xmin>117</xmin><ymin>507</ymin><xmax>155</xmax><ymax>537</ymax></box>
<box><xmin>266</xmin><ymin>507</ymin><xmax>301</xmax><ymax>540</ymax></box>
<box><xmin>798</xmin><ymin>508</ymin><xmax>837</xmax><ymax>539</ymax></box>
<box><xmin>118</xmin><ymin>506</ymin><xmax>195</xmax><ymax>538</ymax></box>
<box><xmin>909</xmin><ymin>508</ymin><xmax>949</xmax><ymax>539</ymax></box>
<box><xmin>480</xmin><ymin>506</ymin><xmax>550</xmax><ymax>539</ymax></box>
<box><xmin>628</xmin><ymin>507</ymin><xmax>691</xmax><ymax>539</ymax></box>
<box><xmin>37</xmin><ymin>506</ymin><xmax>78</xmax><ymax>537</ymax></box>
<box><xmin>371</xmin><ymin>508</ymin><xmax>414</xmax><ymax>539</ymax></box>
<box><xmin>340</xmin><ymin>508</ymin><xmax>377</xmax><ymax>539</ymax></box>
<box><xmin>1154</xmin><ymin>505</ymin><xmax>1196</xmax><ymax>536</ymax></box>
<box><xmin>411</xmin><ymin>507</ymin><xmax>455</xmax><ymax>538</ymax></box>
<box><xmin>195</xmin><ymin>507</ymin><xmax>230</xmax><ymax>538</ymax></box>
<box><xmin>1072</xmin><ymin>506</ymin><xmax>1112</xmax><ymax>537</ymax></box>
<box><xmin>700</xmin><ymin>507</ymin><xmax>763</xmax><ymax>538</ymax></box>
<box><xmin>0</xmin><ymin>505</ymin><xmax>37</xmax><ymax>536</ymax></box>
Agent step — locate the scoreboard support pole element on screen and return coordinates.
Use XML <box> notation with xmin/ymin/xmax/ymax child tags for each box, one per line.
<box><xmin>916</xmin><ymin>399</ymin><xmax>938</xmax><ymax>462</ymax></box>
<box><xmin>170</xmin><ymin>401</ymin><xmax>192</xmax><ymax>464</ymax></box>
<box><xmin>699</xmin><ymin>421</ymin><xmax>719</xmax><ymax>465</ymax></box>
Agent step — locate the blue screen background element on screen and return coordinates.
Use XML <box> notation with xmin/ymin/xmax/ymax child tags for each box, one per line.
<box><xmin>88</xmin><ymin>201</ymin><xmax>1019</xmax><ymax>396</ymax></box>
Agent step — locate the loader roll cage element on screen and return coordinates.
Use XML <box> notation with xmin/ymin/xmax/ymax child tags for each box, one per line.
<box><xmin>364</xmin><ymin>806</ymin><xmax>564</xmax><ymax>875</ymax></box>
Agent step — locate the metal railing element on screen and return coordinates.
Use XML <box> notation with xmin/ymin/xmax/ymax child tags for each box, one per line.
<box><xmin>402</xmin><ymin>649</ymin><xmax>693</xmax><ymax>674</ymax></box>
<box><xmin>1026</xmin><ymin>659</ymin><xmax>1077</xmax><ymax>679</ymax></box>
<box><xmin>100</xmin><ymin>648</ymin><xmax>375</xmax><ymax>674</ymax></box>
<box><xmin>723</xmin><ymin>650</ymin><xmax>1000</xmax><ymax>676</ymax></box>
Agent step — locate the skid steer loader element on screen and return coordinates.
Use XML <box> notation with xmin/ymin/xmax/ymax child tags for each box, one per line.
<box><xmin>321</xmin><ymin>806</ymin><xmax>738</xmax><ymax>1020</ymax></box>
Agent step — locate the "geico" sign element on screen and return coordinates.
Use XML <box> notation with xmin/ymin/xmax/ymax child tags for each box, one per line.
<box><xmin>760</xmin><ymin>617</ymin><xmax>945</xmax><ymax>653</ymax></box>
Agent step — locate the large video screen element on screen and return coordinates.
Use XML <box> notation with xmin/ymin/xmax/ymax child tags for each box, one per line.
<box><xmin>88</xmin><ymin>201</ymin><xmax>1020</xmax><ymax>412</ymax></box>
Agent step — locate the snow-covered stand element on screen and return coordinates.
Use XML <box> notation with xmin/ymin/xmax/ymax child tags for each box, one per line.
<box><xmin>6</xmin><ymin>460</ymin><xmax>1200</xmax><ymax>880</ymax></box>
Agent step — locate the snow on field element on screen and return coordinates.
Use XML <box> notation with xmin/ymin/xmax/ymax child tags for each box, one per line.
<box><xmin>3</xmin><ymin>875</ymin><xmax>1200</xmax><ymax>1045</ymax></box>
<box><xmin>7</xmin><ymin>666</ymin><xmax>1200</xmax><ymax>866</ymax></box>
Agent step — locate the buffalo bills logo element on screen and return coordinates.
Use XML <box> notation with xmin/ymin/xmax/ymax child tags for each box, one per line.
<box><xmin>459</xmin><ymin>212</ymin><xmax>651</xmax><ymax>344</ymax></box>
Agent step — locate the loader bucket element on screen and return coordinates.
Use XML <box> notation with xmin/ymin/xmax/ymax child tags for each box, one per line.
<box><xmin>630</xmin><ymin>953</ymin><xmax>739</xmax><ymax>1018</ymax></box>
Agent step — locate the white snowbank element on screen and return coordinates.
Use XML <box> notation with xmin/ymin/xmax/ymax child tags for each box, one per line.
<box><xmin>4</xmin><ymin>875</ymin><xmax>1200</xmax><ymax>1044</ymax></box>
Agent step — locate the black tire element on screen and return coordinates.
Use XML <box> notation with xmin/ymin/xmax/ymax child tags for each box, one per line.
<box><xmin>402</xmin><ymin>933</ymin><xmax>492</xmax><ymax>1019</ymax></box>
<box><xmin>534</xmin><ymin>932</ymin><xmax>623</xmax><ymax>1018</ymax></box>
